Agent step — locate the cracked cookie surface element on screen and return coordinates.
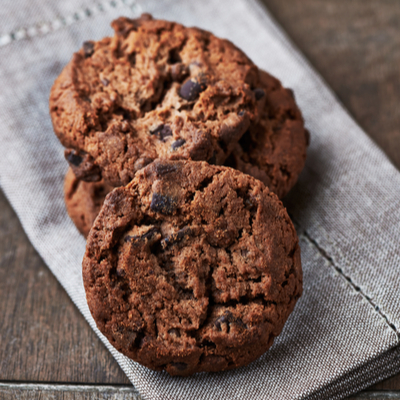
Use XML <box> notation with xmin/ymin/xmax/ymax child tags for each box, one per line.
<box><xmin>226</xmin><ymin>70</ymin><xmax>309</xmax><ymax>198</ymax></box>
<box><xmin>64</xmin><ymin>168</ymin><xmax>112</xmax><ymax>237</ymax></box>
<box><xmin>82</xmin><ymin>159</ymin><xmax>302</xmax><ymax>375</ymax></box>
<box><xmin>50</xmin><ymin>14</ymin><xmax>262</xmax><ymax>186</ymax></box>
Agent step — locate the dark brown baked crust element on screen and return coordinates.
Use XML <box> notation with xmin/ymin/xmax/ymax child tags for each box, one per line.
<box><xmin>64</xmin><ymin>168</ymin><xmax>112</xmax><ymax>237</ymax></box>
<box><xmin>50</xmin><ymin>14</ymin><xmax>263</xmax><ymax>187</ymax></box>
<box><xmin>226</xmin><ymin>70</ymin><xmax>309</xmax><ymax>198</ymax></box>
<box><xmin>82</xmin><ymin>160</ymin><xmax>302</xmax><ymax>375</ymax></box>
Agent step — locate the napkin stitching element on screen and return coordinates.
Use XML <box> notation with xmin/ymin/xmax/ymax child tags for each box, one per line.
<box><xmin>0</xmin><ymin>0</ymin><xmax>141</xmax><ymax>48</ymax></box>
<box><xmin>301</xmin><ymin>230</ymin><xmax>399</xmax><ymax>338</ymax></box>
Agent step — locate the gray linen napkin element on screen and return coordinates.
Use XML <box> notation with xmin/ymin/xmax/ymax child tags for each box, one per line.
<box><xmin>1</xmin><ymin>0</ymin><xmax>399</xmax><ymax>399</ymax></box>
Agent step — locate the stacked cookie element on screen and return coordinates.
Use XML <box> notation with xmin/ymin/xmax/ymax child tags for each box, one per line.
<box><xmin>50</xmin><ymin>14</ymin><xmax>307</xmax><ymax>376</ymax></box>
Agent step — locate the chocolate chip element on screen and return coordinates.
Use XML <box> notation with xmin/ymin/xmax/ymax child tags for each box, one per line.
<box><xmin>154</xmin><ymin>163</ymin><xmax>178</xmax><ymax>176</ymax></box>
<box><xmin>124</xmin><ymin>227</ymin><xmax>160</xmax><ymax>243</ymax></box>
<box><xmin>150</xmin><ymin>124</ymin><xmax>172</xmax><ymax>141</ymax></box>
<box><xmin>111</xmin><ymin>18</ymin><xmax>139</xmax><ymax>38</ymax></box>
<box><xmin>254</xmin><ymin>88</ymin><xmax>265</xmax><ymax>100</ymax></box>
<box><xmin>150</xmin><ymin>193</ymin><xmax>177</xmax><ymax>215</ymax></box>
<box><xmin>170</xmin><ymin>63</ymin><xmax>189</xmax><ymax>81</ymax></box>
<box><xmin>141</xmin><ymin>227</ymin><xmax>160</xmax><ymax>241</ymax></box>
<box><xmin>244</xmin><ymin>195</ymin><xmax>257</xmax><ymax>211</ymax></box>
<box><xmin>116</xmin><ymin>267</ymin><xmax>126</xmax><ymax>277</ymax></box>
<box><xmin>215</xmin><ymin>311</ymin><xmax>247</xmax><ymax>331</ymax></box>
<box><xmin>83</xmin><ymin>41</ymin><xmax>95</xmax><ymax>58</ymax></box>
<box><xmin>134</xmin><ymin>157</ymin><xmax>152</xmax><ymax>171</ymax></box>
<box><xmin>215</xmin><ymin>316</ymin><xmax>228</xmax><ymax>331</ymax></box>
<box><xmin>124</xmin><ymin>235</ymin><xmax>138</xmax><ymax>243</ymax></box>
<box><xmin>238</xmin><ymin>110</ymin><xmax>246</xmax><ymax>116</ymax></box>
<box><xmin>214</xmin><ymin>311</ymin><xmax>234</xmax><ymax>331</ymax></box>
<box><xmin>170</xmin><ymin>362</ymin><xmax>187</xmax><ymax>371</ymax></box>
<box><xmin>65</xmin><ymin>150</ymin><xmax>83</xmax><ymax>166</ymax></box>
<box><xmin>101</xmin><ymin>78</ymin><xmax>109</xmax><ymax>86</ymax></box>
<box><xmin>64</xmin><ymin>149</ymin><xmax>102</xmax><ymax>182</ymax></box>
<box><xmin>161</xmin><ymin>227</ymin><xmax>192</xmax><ymax>249</ymax></box>
<box><xmin>171</xmin><ymin>139</ymin><xmax>185</xmax><ymax>150</ymax></box>
<box><xmin>179</xmin><ymin>77</ymin><xmax>207</xmax><ymax>101</ymax></box>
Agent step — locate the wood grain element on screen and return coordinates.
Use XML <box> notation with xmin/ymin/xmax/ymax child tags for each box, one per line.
<box><xmin>261</xmin><ymin>0</ymin><xmax>400</xmax><ymax>171</ymax></box>
<box><xmin>0</xmin><ymin>383</ymin><xmax>398</xmax><ymax>400</ymax></box>
<box><xmin>1</xmin><ymin>0</ymin><xmax>400</xmax><ymax>399</ymax></box>
<box><xmin>0</xmin><ymin>190</ymin><xmax>130</xmax><ymax>385</ymax></box>
<box><xmin>0</xmin><ymin>383</ymin><xmax>141</xmax><ymax>400</ymax></box>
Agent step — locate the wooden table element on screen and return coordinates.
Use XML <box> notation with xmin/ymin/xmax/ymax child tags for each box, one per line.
<box><xmin>1</xmin><ymin>1</ymin><xmax>399</xmax><ymax>398</ymax></box>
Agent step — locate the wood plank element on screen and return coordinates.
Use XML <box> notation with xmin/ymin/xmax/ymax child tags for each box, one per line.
<box><xmin>0</xmin><ymin>383</ymin><xmax>398</xmax><ymax>400</ymax></box>
<box><xmin>349</xmin><ymin>393</ymin><xmax>400</xmax><ymax>400</ymax></box>
<box><xmin>0</xmin><ymin>190</ymin><xmax>130</xmax><ymax>384</ymax></box>
<box><xmin>0</xmin><ymin>383</ymin><xmax>140</xmax><ymax>400</ymax></box>
<box><xmin>372</xmin><ymin>375</ymin><xmax>400</xmax><ymax>391</ymax></box>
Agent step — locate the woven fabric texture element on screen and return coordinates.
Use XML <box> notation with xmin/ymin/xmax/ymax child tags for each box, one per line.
<box><xmin>0</xmin><ymin>1</ymin><xmax>399</xmax><ymax>399</ymax></box>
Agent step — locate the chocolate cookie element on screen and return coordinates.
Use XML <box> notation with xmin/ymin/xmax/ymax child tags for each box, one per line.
<box><xmin>50</xmin><ymin>14</ymin><xmax>263</xmax><ymax>186</ymax></box>
<box><xmin>83</xmin><ymin>159</ymin><xmax>302</xmax><ymax>375</ymax></box>
<box><xmin>226</xmin><ymin>70</ymin><xmax>309</xmax><ymax>198</ymax></box>
<box><xmin>64</xmin><ymin>168</ymin><xmax>112</xmax><ymax>237</ymax></box>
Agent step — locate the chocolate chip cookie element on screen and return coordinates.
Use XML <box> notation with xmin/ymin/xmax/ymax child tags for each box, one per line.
<box><xmin>83</xmin><ymin>159</ymin><xmax>302</xmax><ymax>375</ymax></box>
<box><xmin>50</xmin><ymin>14</ymin><xmax>263</xmax><ymax>186</ymax></box>
<box><xmin>226</xmin><ymin>70</ymin><xmax>309</xmax><ymax>198</ymax></box>
<box><xmin>64</xmin><ymin>168</ymin><xmax>112</xmax><ymax>237</ymax></box>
